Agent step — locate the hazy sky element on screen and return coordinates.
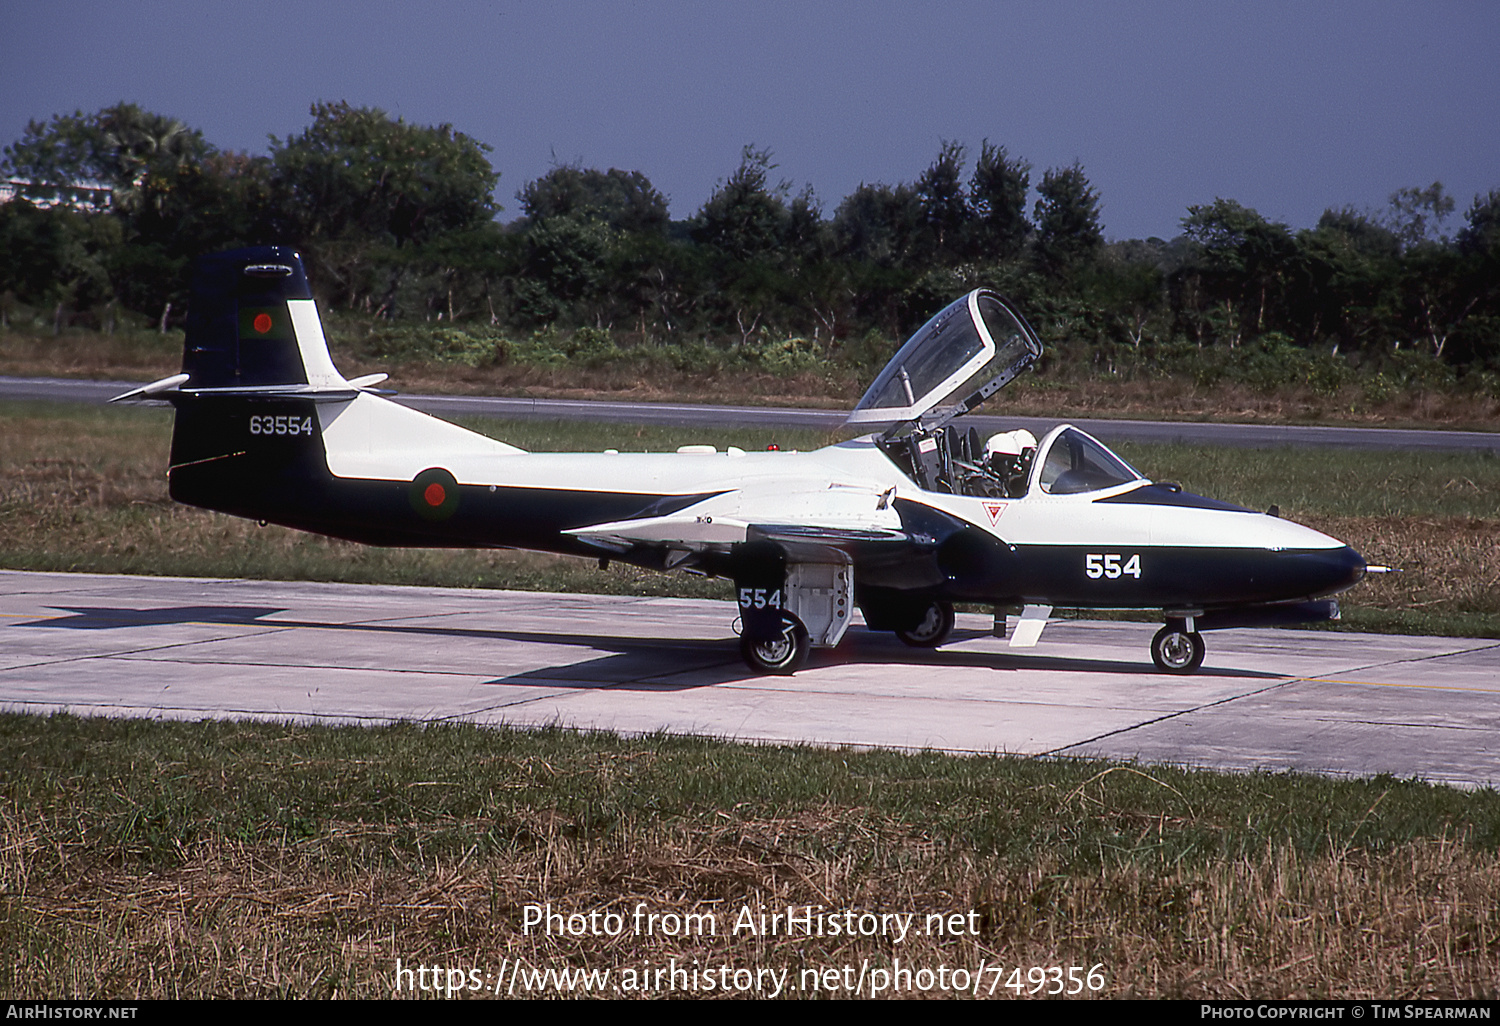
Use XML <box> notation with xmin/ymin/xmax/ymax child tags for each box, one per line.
<box><xmin>2</xmin><ymin>0</ymin><xmax>1496</xmax><ymax>241</ymax></box>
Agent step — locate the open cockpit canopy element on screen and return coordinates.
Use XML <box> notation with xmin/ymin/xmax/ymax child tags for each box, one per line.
<box><xmin>847</xmin><ymin>289</ymin><xmax>1043</xmax><ymax>431</ymax></box>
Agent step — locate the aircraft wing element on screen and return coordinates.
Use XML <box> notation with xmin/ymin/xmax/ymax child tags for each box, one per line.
<box><xmin>563</xmin><ymin>484</ymin><xmax>909</xmax><ymax>552</ymax></box>
<box><xmin>563</xmin><ymin>512</ymin><xmax>752</xmax><ymax>549</ymax></box>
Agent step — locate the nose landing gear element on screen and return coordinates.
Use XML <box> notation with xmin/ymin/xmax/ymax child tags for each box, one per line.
<box><xmin>1151</xmin><ymin>618</ymin><xmax>1205</xmax><ymax>673</ymax></box>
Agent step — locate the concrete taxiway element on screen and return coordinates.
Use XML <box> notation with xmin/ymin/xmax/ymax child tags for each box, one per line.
<box><xmin>2</xmin><ymin>570</ymin><xmax>1496</xmax><ymax>788</ymax></box>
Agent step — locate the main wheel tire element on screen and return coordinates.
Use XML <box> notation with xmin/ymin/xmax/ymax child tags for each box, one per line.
<box><xmin>896</xmin><ymin>600</ymin><xmax>955</xmax><ymax>648</ymax></box>
<box><xmin>1151</xmin><ymin>626</ymin><xmax>1205</xmax><ymax>673</ymax></box>
<box><xmin>740</xmin><ymin>613</ymin><xmax>811</xmax><ymax>675</ymax></box>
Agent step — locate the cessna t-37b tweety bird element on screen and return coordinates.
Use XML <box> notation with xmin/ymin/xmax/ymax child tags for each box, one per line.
<box><xmin>114</xmin><ymin>246</ymin><xmax>1371</xmax><ymax>675</ymax></box>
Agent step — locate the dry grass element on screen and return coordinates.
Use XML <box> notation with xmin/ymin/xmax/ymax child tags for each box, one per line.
<box><xmin>0</xmin><ymin>329</ymin><xmax>183</xmax><ymax>383</ymax></box>
<box><xmin>1308</xmin><ymin>514</ymin><xmax>1500</xmax><ymax>618</ymax></box>
<box><xmin>4</xmin><ymin>709</ymin><xmax>1498</xmax><ymax>1001</ymax></box>
<box><xmin>4</xmin><ymin>804</ymin><xmax>1496</xmax><ymax>999</ymax></box>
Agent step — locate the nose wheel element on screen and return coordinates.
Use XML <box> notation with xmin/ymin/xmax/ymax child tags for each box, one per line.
<box><xmin>1151</xmin><ymin>624</ymin><xmax>1205</xmax><ymax>673</ymax></box>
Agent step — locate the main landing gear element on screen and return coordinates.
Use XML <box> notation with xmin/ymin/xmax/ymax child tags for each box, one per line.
<box><xmin>740</xmin><ymin>612</ymin><xmax>811</xmax><ymax>675</ymax></box>
<box><xmin>895</xmin><ymin>599</ymin><xmax>955</xmax><ymax>648</ymax></box>
<box><xmin>1151</xmin><ymin>619</ymin><xmax>1205</xmax><ymax>674</ymax></box>
<box><xmin>734</xmin><ymin>557</ymin><xmax>852</xmax><ymax>675</ymax></box>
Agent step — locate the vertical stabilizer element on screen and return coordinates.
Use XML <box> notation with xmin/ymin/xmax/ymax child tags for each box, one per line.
<box><xmin>182</xmin><ymin>246</ymin><xmax>350</xmax><ymax>391</ymax></box>
<box><xmin>112</xmin><ymin>245</ymin><xmax>521</xmax><ymax>542</ymax></box>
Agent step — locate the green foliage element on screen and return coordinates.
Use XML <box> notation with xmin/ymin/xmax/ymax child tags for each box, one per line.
<box><xmin>358</xmin><ymin>323</ymin><xmax>508</xmax><ymax>367</ymax></box>
<box><xmin>1179</xmin><ymin>198</ymin><xmax>1298</xmax><ymax>344</ymax></box>
<box><xmin>1103</xmin><ymin>333</ymin><xmax>1355</xmax><ymax>394</ymax></box>
<box><xmin>1034</xmin><ymin>162</ymin><xmax>1104</xmax><ymax>275</ymax></box>
<box><xmin>4</xmin><ymin>101</ymin><xmax>1499</xmax><ymax>378</ymax></box>
<box><xmin>744</xmin><ymin>334</ymin><xmax>822</xmax><ymax>374</ymax></box>
<box><xmin>1458</xmin><ymin>189</ymin><xmax>1500</xmax><ymax>258</ymax></box>
<box><xmin>1370</xmin><ymin>345</ymin><xmax>1460</xmax><ymax>391</ymax></box>
<box><xmin>1232</xmin><ymin>333</ymin><xmax>1348</xmax><ymax>395</ymax></box>
<box><xmin>915</xmin><ymin>139</ymin><xmax>970</xmax><ymax>257</ymax></box>
<box><xmin>0</xmin><ymin>104</ymin><xmax>267</xmax><ymax>319</ymax></box>
<box><xmin>510</xmin><ymin>215</ymin><xmax>617</xmax><ymax>325</ymax></box>
<box><xmin>691</xmin><ymin>145</ymin><xmax>791</xmax><ymax>260</ymax></box>
<box><xmin>519</xmin><ymin>165</ymin><xmax>668</xmax><ymax>235</ymax></box>
<box><xmin>515</xmin><ymin>324</ymin><xmax>622</xmax><ymax>367</ymax></box>
<box><xmin>1384</xmin><ymin>181</ymin><xmax>1456</xmax><ymax>249</ymax></box>
<box><xmin>1</xmin><ymin>103</ymin><xmax>210</xmax><ymax>202</ymax></box>
<box><xmin>837</xmin><ymin>328</ymin><xmax>899</xmax><ymax>377</ymax></box>
<box><xmin>902</xmin><ymin>267</ymin><xmax>982</xmax><ymax>328</ymax></box>
<box><xmin>832</xmin><ymin>181</ymin><xmax>923</xmax><ymax>267</ymax></box>
<box><xmin>0</xmin><ymin>201</ymin><xmax>117</xmax><ymax>311</ymax></box>
<box><xmin>969</xmin><ymin>140</ymin><xmax>1032</xmax><ymax>260</ymax></box>
<box><xmin>268</xmin><ymin>102</ymin><xmax>499</xmax><ymax>306</ymax></box>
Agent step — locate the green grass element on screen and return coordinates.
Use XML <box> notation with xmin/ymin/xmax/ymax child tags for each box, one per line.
<box><xmin>1114</xmin><ymin>441</ymin><xmax>1500</xmax><ymax>520</ymax></box>
<box><xmin>6</xmin><ymin>715</ymin><xmax>1496</xmax><ymax>872</ymax></box>
<box><xmin>2</xmin><ymin>714</ymin><xmax>1497</xmax><ymax>998</ymax></box>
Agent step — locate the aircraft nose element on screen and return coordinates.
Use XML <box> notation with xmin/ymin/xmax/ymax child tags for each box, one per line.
<box><xmin>1286</xmin><ymin>544</ymin><xmax>1367</xmax><ymax>596</ymax></box>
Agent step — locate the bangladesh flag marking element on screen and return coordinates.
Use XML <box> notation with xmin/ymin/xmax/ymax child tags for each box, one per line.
<box><xmin>239</xmin><ymin>305</ymin><xmax>290</xmax><ymax>341</ymax></box>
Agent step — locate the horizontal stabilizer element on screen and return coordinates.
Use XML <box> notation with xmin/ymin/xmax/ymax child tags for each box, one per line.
<box><xmin>176</xmin><ymin>384</ymin><xmax>366</xmax><ymax>402</ymax></box>
<box><xmin>109</xmin><ymin>373</ymin><xmax>190</xmax><ymax>403</ymax></box>
<box><xmin>111</xmin><ymin>378</ymin><xmax>390</xmax><ymax>405</ymax></box>
<box><xmin>113</xmin><ymin>248</ymin><xmax>401</xmax><ymax>408</ymax></box>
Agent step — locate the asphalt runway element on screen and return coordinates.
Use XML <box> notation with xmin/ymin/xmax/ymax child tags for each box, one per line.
<box><xmin>4</xmin><ymin>570</ymin><xmax>1496</xmax><ymax>789</ymax></box>
<box><xmin>4</xmin><ymin>374</ymin><xmax>1499</xmax><ymax>452</ymax></box>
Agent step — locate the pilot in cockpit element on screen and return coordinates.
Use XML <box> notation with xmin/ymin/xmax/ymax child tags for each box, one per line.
<box><xmin>983</xmin><ymin>429</ymin><xmax>1036</xmax><ymax>498</ymax></box>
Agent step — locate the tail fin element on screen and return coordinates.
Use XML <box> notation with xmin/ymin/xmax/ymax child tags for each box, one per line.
<box><xmin>184</xmin><ymin>244</ymin><xmax>359</xmax><ymax>392</ymax></box>
<box><xmin>119</xmin><ymin>246</ymin><xmax>519</xmax><ymax>538</ymax></box>
<box><xmin>112</xmin><ymin>245</ymin><xmax>382</xmax><ymax>401</ymax></box>
<box><xmin>110</xmin><ymin>247</ymin><xmax>365</xmax><ymax>526</ymax></box>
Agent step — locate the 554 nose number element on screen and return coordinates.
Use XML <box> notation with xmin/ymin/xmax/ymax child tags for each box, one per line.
<box><xmin>738</xmin><ymin>588</ymin><xmax>783</xmax><ymax>610</ymax></box>
<box><xmin>1085</xmin><ymin>553</ymin><xmax>1141</xmax><ymax>579</ymax></box>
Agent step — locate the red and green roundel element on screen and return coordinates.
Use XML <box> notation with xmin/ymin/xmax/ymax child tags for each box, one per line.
<box><xmin>409</xmin><ymin>467</ymin><xmax>460</xmax><ymax>521</ymax></box>
<box><xmin>238</xmin><ymin>305</ymin><xmax>289</xmax><ymax>340</ymax></box>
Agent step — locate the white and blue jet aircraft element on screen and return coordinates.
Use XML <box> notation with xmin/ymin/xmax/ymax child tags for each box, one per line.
<box><xmin>115</xmin><ymin>247</ymin><xmax>1371</xmax><ymax>675</ymax></box>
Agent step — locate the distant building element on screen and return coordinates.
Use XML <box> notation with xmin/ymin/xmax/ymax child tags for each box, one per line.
<box><xmin>0</xmin><ymin>179</ymin><xmax>113</xmax><ymax>212</ymax></box>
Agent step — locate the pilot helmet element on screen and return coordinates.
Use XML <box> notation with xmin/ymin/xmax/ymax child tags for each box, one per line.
<box><xmin>984</xmin><ymin>429</ymin><xmax>1037</xmax><ymax>461</ymax></box>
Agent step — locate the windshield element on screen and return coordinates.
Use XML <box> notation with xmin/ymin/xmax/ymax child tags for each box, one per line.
<box><xmin>848</xmin><ymin>290</ymin><xmax>1042</xmax><ymax>426</ymax></box>
<box><xmin>1036</xmin><ymin>427</ymin><xmax>1144</xmax><ymax>494</ymax></box>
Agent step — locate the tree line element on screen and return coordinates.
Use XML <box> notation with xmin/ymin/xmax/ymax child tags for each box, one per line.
<box><xmin>3</xmin><ymin>102</ymin><xmax>1497</xmax><ymax>383</ymax></box>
